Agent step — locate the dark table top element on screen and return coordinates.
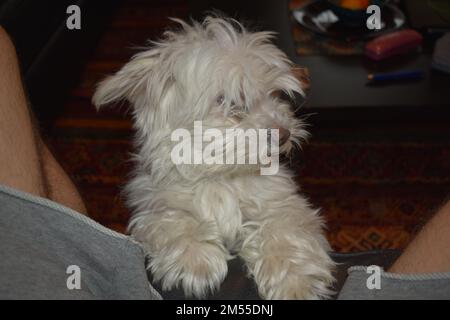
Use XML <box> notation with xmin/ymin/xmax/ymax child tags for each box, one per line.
<box><xmin>295</xmin><ymin>54</ymin><xmax>450</xmax><ymax>109</ymax></box>
<box><xmin>189</xmin><ymin>0</ymin><xmax>450</xmax><ymax>123</ymax></box>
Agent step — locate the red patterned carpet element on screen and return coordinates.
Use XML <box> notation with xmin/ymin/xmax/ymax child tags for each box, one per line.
<box><xmin>48</xmin><ymin>0</ymin><xmax>450</xmax><ymax>252</ymax></box>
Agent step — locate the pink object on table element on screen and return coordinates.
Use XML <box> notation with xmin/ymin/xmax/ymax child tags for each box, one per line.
<box><xmin>365</xmin><ymin>29</ymin><xmax>423</xmax><ymax>61</ymax></box>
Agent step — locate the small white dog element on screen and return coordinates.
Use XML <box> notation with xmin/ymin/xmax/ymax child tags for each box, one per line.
<box><xmin>93</xmin><ymin>16</ymin><xmax>335</xmax><ymax>299</ymax></box>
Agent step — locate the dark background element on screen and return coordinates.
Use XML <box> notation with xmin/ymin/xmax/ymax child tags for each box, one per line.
<box><xmin>1</xmin><ymin>0</ymin><xmax>449</xmax><ymax>253</ymax></box>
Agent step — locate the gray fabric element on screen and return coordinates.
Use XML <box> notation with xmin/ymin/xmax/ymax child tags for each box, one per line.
<box><xmin>0</xmin><ymin>184</ymin><xmax>161</xmax><ymax>300</ymax></box>
<box><xmin>338</xmin><ymin>266</ymin><xmax>450</xmax><ymax>300</ymax></box>
<box><xmin>2</xmin><ymin>184</ymin><xmax>450</xmax><ymax>300</ymax></box>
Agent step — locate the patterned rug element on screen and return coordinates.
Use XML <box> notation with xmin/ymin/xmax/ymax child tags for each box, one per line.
<box><xmin>48</xmin><ymin>0</ymin><xmax>450</xmax><ymax>252</ymax></box>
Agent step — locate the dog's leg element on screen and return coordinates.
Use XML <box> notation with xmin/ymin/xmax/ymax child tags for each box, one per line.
<box><xmin>130</xmin><ymin>207</ymin><xmax>230</xmax><ymax>299</ymax></box>
<box><xmin>240</xmin><ymin>192</ymin><xmax>335</xmax><ymax>299</ymax></box>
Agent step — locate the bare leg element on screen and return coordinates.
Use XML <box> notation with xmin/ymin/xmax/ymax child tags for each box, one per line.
<box><xmin>0</xmin><ymin>27</ymin><xmax>47</xmax><ymax>198</ymax></box>
<box><xmin>0</xmin><ymin>27</ymin><xmax>87</xmax><ymax>215</ymax></box>
<box><xmin>389</xmin><ymin>199</ymin><xmax>450</xmax><ymax>274</ymax></box>
<box><xmin>39</xmin><ymin>141</ymin><xmax>87</xmax><ymax>214</ymax></box>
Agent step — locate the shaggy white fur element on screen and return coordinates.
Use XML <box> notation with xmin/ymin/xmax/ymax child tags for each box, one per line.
<box><xmin>93</xmin><ymin>16</ymin><xmax>335</xmax><ymax>299</ymax></box>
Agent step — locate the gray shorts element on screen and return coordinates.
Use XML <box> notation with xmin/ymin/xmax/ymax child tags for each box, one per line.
<box><xmin>0</xmin><ymin>184</ymin><xmax>449</xmax><ymax>300</ymax></box>
<box><xmin>338</xmin><ymin>266</ymin><xmax>450</xmax><ymax>300</ymax></box>
<box><xmin>0</xmin><ymin>184</ymin><xmax>161</xmax><ymax>299</ymax></box>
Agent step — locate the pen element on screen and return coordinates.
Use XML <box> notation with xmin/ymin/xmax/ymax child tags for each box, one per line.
<box><xmin>367</xmin><ymin>70</ymin><xmax>424</xmax><ymax>83</ymax></box>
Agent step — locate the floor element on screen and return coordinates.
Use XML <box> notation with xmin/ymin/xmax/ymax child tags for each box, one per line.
<box><xmin>47</xmin><ymin>0</ymin><xmax>450</xmax><ymax>252</ymax></box>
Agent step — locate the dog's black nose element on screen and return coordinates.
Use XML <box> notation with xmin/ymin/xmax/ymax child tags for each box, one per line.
<box><xmin>269</xmin><ymin>125</ymin><xmax>291</xmax><ymax>146</ymax></box>
<box><xmin>279</xmin><ymin>127</ymin><xmax>291</xmax><ymax>145</ymax></box>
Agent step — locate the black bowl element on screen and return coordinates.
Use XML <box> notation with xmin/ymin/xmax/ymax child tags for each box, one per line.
<box><xmin>328</xmin><ymin>0</ymin><xmax>388</xmax><ymax>27</ymax></box>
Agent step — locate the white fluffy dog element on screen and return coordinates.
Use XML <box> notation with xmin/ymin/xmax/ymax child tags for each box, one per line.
<box><xmin>93</xmin><ymin>16</ymin><xmax>335</xmax><ymax>299</ymax></box>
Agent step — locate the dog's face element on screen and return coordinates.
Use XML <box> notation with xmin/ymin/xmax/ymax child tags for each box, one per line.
<box><xmin>93</xmin><ymin>17</ymin><xmax>308</xmax><ymax>166</ymax></box>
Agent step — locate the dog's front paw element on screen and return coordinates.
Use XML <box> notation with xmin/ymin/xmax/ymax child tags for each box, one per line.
<box><xmin>253</xmin><ymin>246</ymin><xmax>335</xmax><ymax>299</ymax></box>
<box><xmin>149</xmin><ymin>239</ymin><xmax>230</xmax><ymax>299</ymax></box>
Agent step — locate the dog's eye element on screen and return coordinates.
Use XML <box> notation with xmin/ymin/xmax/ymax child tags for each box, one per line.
<box><xmin>271</xmin><ymin>90</ymin><xmax>282</xmax><ymax>99</ymax></box>
<box><xmin>216</xmin><ymin>95</ymin><xmax>225</xmax><ymax>105</ymax></box>
<box><xmin>272</xmin><ymin>90</ymin><xmax>294</xmax><ymax>104</ymax></box>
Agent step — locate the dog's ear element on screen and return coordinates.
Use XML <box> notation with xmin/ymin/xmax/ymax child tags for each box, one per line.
<box><xmin>92</xmin><ymin>51</ymin><xmax>158</xmax><ymax>109</ymax></box>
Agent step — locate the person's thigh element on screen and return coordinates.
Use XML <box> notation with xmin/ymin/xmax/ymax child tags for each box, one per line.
<box><xmin>39</xmin><ymin>142</ymin><xmax>87</xmax><ymax>214</ymax></box>
<box><xmin>0</xmin><ymin>27</ymin><xmax>47</xmax><ymax>198</ymax></box>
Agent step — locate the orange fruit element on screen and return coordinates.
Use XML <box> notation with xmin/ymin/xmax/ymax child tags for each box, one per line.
<box><xmin>340</xmin><ymin>0</ymin><xmax>370</xmax><ymax>10</ymax></box>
